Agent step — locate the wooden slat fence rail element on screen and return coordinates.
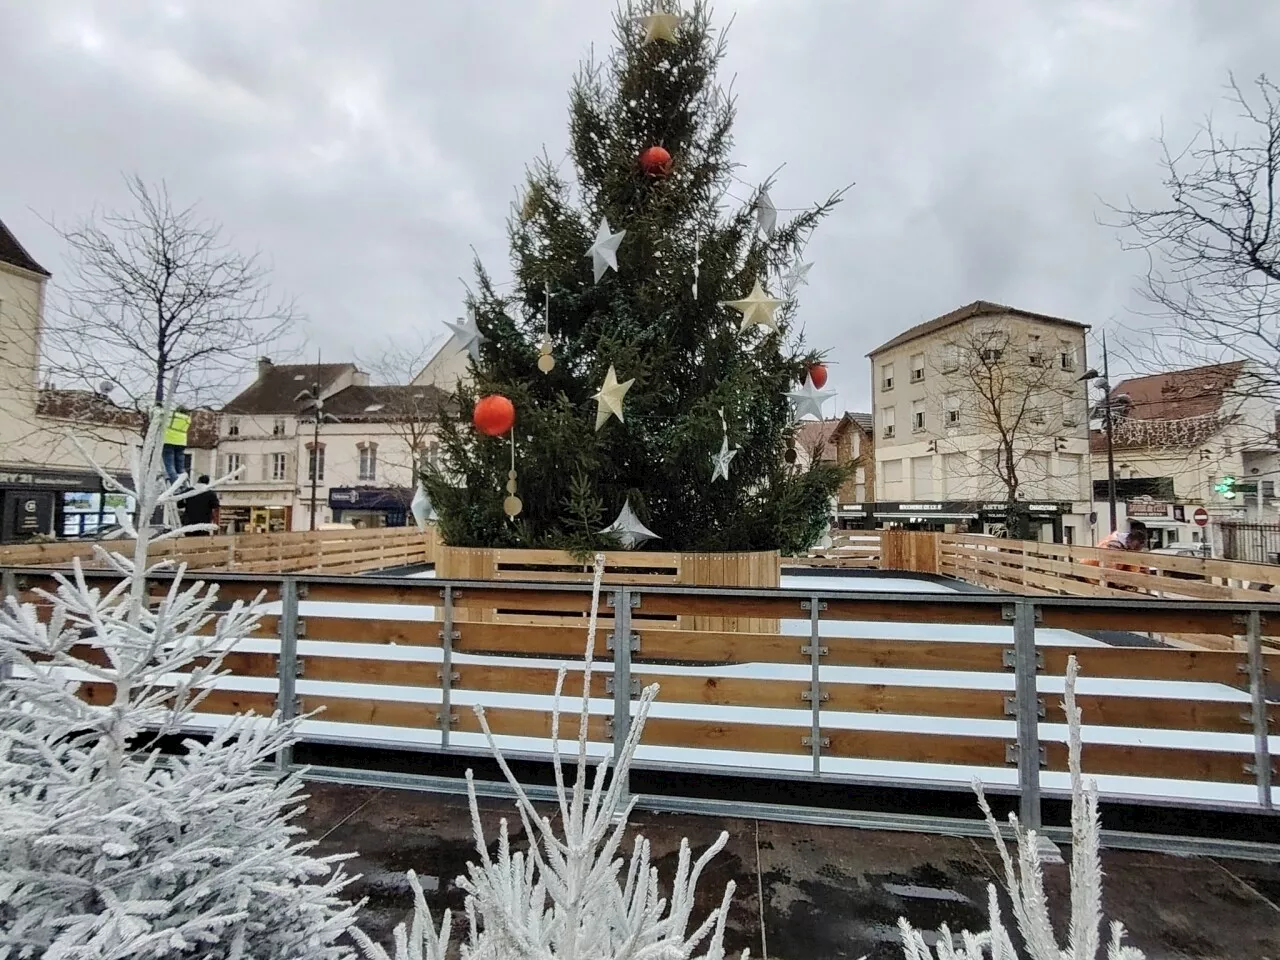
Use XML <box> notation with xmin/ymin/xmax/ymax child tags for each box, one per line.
<box><xmin>6</xmin><ymin>567</ymin><xmax>1275</xmax><ymax>834</ymax></box>
<box><xmin>0</xmin><ymin>526</ymin><xmax>438</xmax><ymax>575</ymax></box>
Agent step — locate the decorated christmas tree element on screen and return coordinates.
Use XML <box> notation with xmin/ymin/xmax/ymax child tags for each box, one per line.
<box><xmin>424</xmin><ymin>0</ymin><xmax>848</xmax><ymax>554</ymax></box>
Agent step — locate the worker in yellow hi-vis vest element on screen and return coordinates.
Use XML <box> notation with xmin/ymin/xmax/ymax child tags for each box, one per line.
<box><xmin>161</xmin><ymin>407</ymin><xmax>191</xmax><ymax>485</ymax></box>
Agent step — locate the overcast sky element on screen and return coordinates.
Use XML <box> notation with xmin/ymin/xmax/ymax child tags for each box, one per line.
<box><xmin>2</xmin><ymin>0</ymin><xmax>1277</xmax><ymax>409</ymax></box>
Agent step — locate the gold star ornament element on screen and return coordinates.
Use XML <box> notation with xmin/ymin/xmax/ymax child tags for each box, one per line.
<box><xmin>723</xmin><ymin>278</ymin><xmax>784</xmax><ymax>333</ymax></box>
<box><xmin>637</xmin><ymin>10</ymin><xmax>683</xmax><ymax>44</ymax></box>
<box><xmin>592</xmin><ymin>365</ymin><xmax>635</xmax><ymax>430</ymax></box>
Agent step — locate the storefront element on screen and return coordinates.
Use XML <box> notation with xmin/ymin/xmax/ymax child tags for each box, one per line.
<box><xmin>1125</xmin><ymin>499</ymin><xmax>1195</xmax><ymax>548</ymax></box>
<box><xmin>216</xmin><ymin>491</ymin><xmax>293</xmax><ymax>535</ymax></box>
<box><xmin>0</xmin><ymin>468</ymin><xmax>133</xmax><ymax>544</ymax></box>
<box><xmin>837</xmin><ymin>500</ymin><xmax>1077</xmax><ymax>542</ymax></box>
<box><xmin>328</xmin><ymin>487</ymin><xmax>410</xmax><ymax>528</ymax></box>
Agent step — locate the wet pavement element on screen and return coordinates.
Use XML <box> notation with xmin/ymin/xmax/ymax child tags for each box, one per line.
<box><xmin>300</xmin><ymin>782</ymin><xmax>1280</xmax><ymax>960</ymax></box>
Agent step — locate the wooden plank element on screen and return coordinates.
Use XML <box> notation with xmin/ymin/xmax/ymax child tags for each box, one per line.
<box><xmin>77</xmin><ymin>682</ymin><xmax>277</xmax><ymax>716</ymax></box>
<box><xmin>1038</xmin><ymin>605</ymin><xmax>1241</xmax><ymax>637</ymax></box>
<box><xmin>456</xmin><ymin>621</ymin><xmax>610</xmax><ymax>658</ymax></box>
<box><xmin>453</xmin><ymin>587</ymin><xmax>596</xmax><ymax>614</ymax></box>
<box><xmin>303</xmin><ymin>582</ymin><xmax>437</xmax><ymax>605</ymax></box>
<box><xmin>298</xmin><ymin>695</ymin><xmax>610</xmax><ymax>741</ymax></box>
<box><xmin>1058</xmin><ymin>694</ymin><xmax>1269</xmax><ymax>734</ymax></box>
<box><xmin>823</xmin><ymin>683</ymin><xmax>1008</xmax><ymax>720</ymax></box>
<box><xmin>822</xmin><ymin>638</ymin><xmax>1011</xmax><ymax>673</ymax></box>
<box><xmin>637</xmin><ymin>593</ymin><xmax>808</xmax><ymax>620</ymax></box>
<box><xmin>1039</xmin><ymin>646</ymin><xmax>1253</xmax><ymax>688</ymax></box>
<box><xmin>300</xmin><ymin>616</ymin><xmax>443</xmax><ymax>646</ymax></box>
<box><xmin>639</xmin><ymin>717</ymin><xmax>808</xmax><ymax>755</ymax></box>
<box><xmin>824</xmin><ymin>728</ymin><xmax>1009</xmax><ymax>767</ymax></box>
<box><xmin>1044</xmin><ymin>741</ymin><xmax>1261</xmax><ymax>784</ymax></box>
<box><xmin>637</xmin><ymin>629</ymin><xmax>803</xmax><ymax>664</ymax></box>
<box><xmin>823</xmin><ymin>597</ymin><xmax>1008</xmax><ymax>626</ymax></box>
<box><xmin>299</xmin><ymin>656</ymin><xmax>445</xmax><ymax>687</ymax></box>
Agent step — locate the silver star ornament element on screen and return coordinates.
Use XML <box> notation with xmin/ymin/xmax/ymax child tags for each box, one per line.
<box><xmin>444</xmin><ymin>307</ymin><xmax>486</xmax><ymax>362</ymax></box>
<box><xmin>787</xmin><ymin>375</ymin><xmax>835</xmax><ymax>420</ymax></box>
<box><xmin>587</xmin><ymin>216</ymin><xmax>626</xmax><ymax>283</ymax></box>
<box><xmin>600</xmin><ymin>497</ymin><xmax>660</xmax><ymax>549</ymax></box>
<box><xmin>710</xmin><ymin>408</ymin><xmax>738</xmax><ymax>481</ymax></box>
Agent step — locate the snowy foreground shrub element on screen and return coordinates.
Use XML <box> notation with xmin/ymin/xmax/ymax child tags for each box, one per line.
<box><xmin>0</xmin><ymin>411</ymin><xmax>360</xmax><ymax>959</ymax></box>
<box><xmin>358</xmin><ymin>555</ymin><xmax>1145</xmax><ymax>960</ymax></box>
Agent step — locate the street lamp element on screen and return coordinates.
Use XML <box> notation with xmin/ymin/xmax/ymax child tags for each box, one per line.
<box><xmin>1079</xmin><ymin>332</ymin><xmax>1118</xmax><ymax>532</ymax></box>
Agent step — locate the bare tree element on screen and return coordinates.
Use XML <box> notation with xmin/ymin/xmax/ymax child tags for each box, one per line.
<box><xmin>932</xmin><ymin>325</ymin><xmax>1082</xmax><ymax>535</ymax></box>
<box><xmin>1107</xmin><ymin>74</ymin><xmax>1280</xmax><ymax>407</ymax></box>
<box><xmin>357</xmin><ymin>334</ymin><xmax>448</xmax><ymax>478</ymax></box>
<box><xmin>44</xmin><ymin>175</ymin><xmax>297</xmax><ymax>411</ymax></box>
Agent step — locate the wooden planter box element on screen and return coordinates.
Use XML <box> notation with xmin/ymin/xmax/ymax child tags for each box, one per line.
<box><xmin>435</xmin><ymin>546</ymin><xmax>780</xmax><ymax>634</ymax></box>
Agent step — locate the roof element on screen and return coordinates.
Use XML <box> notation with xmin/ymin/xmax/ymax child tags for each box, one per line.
<box><xmin>794</xmin><ymin>412</ymin><xmax>873</xmax><ymax>457</ymax></box>
<box><xmin>321</xmin><ymin>383</ymin><xmax>453</xmax><ymax>422</ymax></box>
<box><xmin>867</xmin><ymin>300</ymin><xmax>1088</xmax><ymax>357</ymax></box>
<box><xmin>222</xmin><ymin>362</ymin><xmax>356</xmax><ymax>415</ymax></box>
<box><xmin>1090</xmin><ymin>361</ymin><xmax>1246</xmax><ymax>453</ymax></box>
<box><xmin>35</xmin><ymin>392</ymin><xmax>218</xmax><ymax>449</ymax></box>
<box><xmin>0</xmin><ymin>217</ymin><xmax>51</xmax><ymax>277</ymax></box>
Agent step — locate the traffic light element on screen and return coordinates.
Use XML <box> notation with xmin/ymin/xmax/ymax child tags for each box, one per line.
<box><xmin>1214</xmin><ymin>476</ymin><xmax>1238</xmax><ymax>499</ymax></box>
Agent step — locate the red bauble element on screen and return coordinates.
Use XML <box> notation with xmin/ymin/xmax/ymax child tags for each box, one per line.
<box><xmin>639</xmin><ymin>145</ymin><xmax>672</xmax><ymax>177</ymax></box>
<box><xmin>808</xmin><ymin>363</ymin><xmax>829</xmax><ymax>389</ymax></box>
<box><xmin>473</xmin><ymin>395</ymin><xmax>515</xmax><ymax>437</ymax></box>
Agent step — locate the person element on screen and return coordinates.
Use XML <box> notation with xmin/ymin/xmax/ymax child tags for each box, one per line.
<box><xmin>1081</xmin><ymin>521</ymin><xmax>1147</xmax><ymax>577</ymax></box>
<box><xmin>180</xmin><ymin>476</ymin><xmax>220</xmax><ymax>534</ymax></box>
<box><xmin>161</xmin><ymin>406</ymin><xmax>192</xmax><ymax>485</ymax></box>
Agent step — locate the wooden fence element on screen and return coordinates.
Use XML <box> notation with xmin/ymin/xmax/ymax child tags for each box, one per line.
<box><xmin>7</xmin><ymin>569</ymin><xmax>1273</xmax><ymax>830</ymax></box>
<box><xmin>0</xmin><ymin>526</ymin><xmax>438</xmax><ymax>576</ymax></box>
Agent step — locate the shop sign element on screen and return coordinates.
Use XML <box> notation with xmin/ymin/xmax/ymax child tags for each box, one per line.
<box><xmin>1126</xmin><ymin>499</ymin><xmax>1172</xmax><ymax>518</ymax></box>
<box><xmin>328</xmin><ymin>487</ymin><xmax>410</xmax><ymax>510</ymax></box>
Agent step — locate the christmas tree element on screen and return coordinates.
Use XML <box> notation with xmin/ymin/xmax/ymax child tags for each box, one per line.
<box><xmin>424</xmin><ymin>0</ymin><xmax>848</xmax><ymax>554</ymax></box>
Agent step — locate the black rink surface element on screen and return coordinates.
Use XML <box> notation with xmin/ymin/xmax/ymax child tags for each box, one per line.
<box><xmin>300</xmin><ymin>782</ymin><xmax>1280</xmax><ymax>960</ymax></box>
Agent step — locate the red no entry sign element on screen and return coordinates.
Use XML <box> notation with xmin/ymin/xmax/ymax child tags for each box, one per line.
<box><xmin>1193</xmin><ymin>507</ymin><xmax>1209</xmax><ymax>527</ymax></box>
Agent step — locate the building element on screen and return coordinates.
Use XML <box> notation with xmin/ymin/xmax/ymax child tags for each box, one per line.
<box><xmin>1090</xmin><ymin>360</ymin><xmax>1280</xmax><ymax>550</ymax></box>
<box><xmin>217</xmin><ymin>359</ymin><xmax>449</xmax><ymax>532</ymax></box>
<box><xmin>795</xmin><ymin>412</ymin><xmax>875</xmax><ymax>526</ymax></box>
<box><xmin>864</xmin><ymin>301</ymin><xmax>1092</xmax><ymax>543</ymax></box>
<box><xmin>0</xmin><ymin>216</ymin><xmax>215</xmax><ymax>542</ymax></box>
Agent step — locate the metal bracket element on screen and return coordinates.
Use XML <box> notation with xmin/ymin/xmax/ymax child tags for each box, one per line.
<box><xmin>1002</xmin><ymin>603</ymin><xmax>1042</xmax><ymax>623</ymax></box>
<box><xmin>436</xmin><ymin>670</ymin><xmax>460</xmax><ymax>683</ymax></box>
<box><xmin>606</xmin><ymin>632</ymin><xmax>640</xmax><ymax>653</ymax></box>
<box><xmin>802</xmin><ymin>688</ymin><xmax>830</xmax><ymax>703</ymax></box>
<box><xmin>437</xmin><ymin>711</ymin><xmax>458</xmax><ymax>728</ymax></box>
<box><xmin>1005</xmin><ymin>742</ymin><xmax>1048</xmax><ymax>767</ymax></box>
<box><xmin>800</xmin><ymin>599</ymin><xmax>829</xmax><ymax>612</ymax></box>
<box><xmin>296</xmin><ymin>583</ymin><xmax>309</xmax><ymax>599</ymax></box>
<box><xmin>295</xmin><ymin>619</ymin><xmax>307</xmax><ymax>638</ymax></box>
<box><xmin>294</xmin><ymin>695</ymin><xmax>304</xmax><ymax>715</ymax></box>
<box><xmin>437</xmin><ymin>629</ymin><xmax>461</xmax><ymax>642</ymax></box>
<box><xmin>605</xmin><ymin>676</ymin><xmax>641</xmax><ymax>697</ymax></box>
<box><xmin>1005</xmin><ymin>695</ymin><xmax>1045</xmax><ymax>718</ymax></box>
<box><xmin>295</xmin><ymin>658</ymin><xmax>306</xmax><ymax>678</ymax></box>
<box><xmin>801</xmin><ymin>644</ymin><xmax>828</xmax><ymax>656</ymax></box>
<box><xmin>1003</xmin><ymin>648</ymin><xmax>1044</xmax><ymax>670</ymax></box>
<box><xmin>801</xmin><ymin>735</ymin><xmax>830</xmax><ymax>748</ymax></box>
<box><xmin>607</xmin><ymin>592</ymin><xmax>642</xmax><ymax>609</ymax></box>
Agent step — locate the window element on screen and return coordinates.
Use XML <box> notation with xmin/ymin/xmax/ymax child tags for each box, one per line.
<box><xmin>226</xmin><ymin>417</ymin><xmax>240</xmax><ymax>438</ymax></box>
<box><xmin>1059</xmin><ymin>341</ymin><xmax>1078</xmax><ymax>372</ymax></box>
<box><xmin>881</xmin><ymin>363</ymin><xmax>895</xmax><ymax>391</ymax></box>
<box><xmin>224</xmin><ymin>453</ymin><xmax>244</xmax><ymax>477</ymax></box>
<box><xmin>1028</xmin><ymin>334</ymin><xmax>1043</xmax><ymax>367</ymax></box>
<box><xmin>945</xmin><ymin>393</ymin><xmax>961</xmax><ymax>427</ymax></box>
<box><xmin>1265</xmin><ymin>481</ymin><xmax>1277</xmax><ymax>500</ymax></box>
<box><xmin>273</xmin><ymin>417</ymin><xmax>286</xmax><ymax>437</ymax></box>
<box><xmin>881</xmin><ymin>406</ymin><xmax>895</xmax><ymax>439</ymax></box>
<box><xmin>941</xmin><ymin>343</ymin><xmax>959</xmax><ymax>373</ymax></box>
<box><xmin>1028</xmin><ymin>396</ymin><xmax>1046</xmax><ymax>425</ymax></box>
<box><xmin>182</xmin><ymin>452</ymin><xmax>193</xmax><ymax>476</ymax></box>
<box><xmin>979</xmin><ymin>329</ymin><xmax>1003</xmax><ymax>362</ymax></box>
<box><xmin>270</xmin><ymin>452</ymin><xmax>288</xmax><ymax>481</ymax></box>
<box><xmin>911</xmin><ymin>399</ymin><xmax>926</xmax><ymax>432</ymax></box>
<box><xmin>307</xmin><ymin>444</ymin><xmax>325</xmax><ymax>482</ymax></box>
<box><xmin>358</xmin><ymin>442</ymin><xmax>378</xmax><ymax>482</ymax></box>
<box><xmin>909</xmin><ymin>353</ymin><xmax>925</xmax><ymax>383</ymax></box>
<box><xmin>1062</xmin><ymin>397</ymin><xmax>1079</xmax><ymax>426</ymax></box>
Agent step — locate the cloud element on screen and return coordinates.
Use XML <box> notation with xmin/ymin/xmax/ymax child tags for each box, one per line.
<box><xmin>1</xmin><ymin>0</ymin><xmax>1275</xmax><ymax>405</ymax></box>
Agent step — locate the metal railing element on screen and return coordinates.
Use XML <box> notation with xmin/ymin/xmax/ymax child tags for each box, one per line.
<box><xmin>3</xmin><ymin>566</ymin><xmax>1277</xmax><ymax>859</ymax></box>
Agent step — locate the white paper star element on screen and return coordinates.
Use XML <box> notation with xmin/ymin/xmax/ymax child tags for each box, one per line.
<box><xmin>601</xmin><ymin>497</ymin><xmax>660</xmax><ymax>549</ymax></box>
<box><xmin>592</xmin><ymin>365</ymin><xmax>635</xmax><ymax>430</ymax></box>
<box><xmin>444</xmin><ymin>307</ymin><xmax>486</xmax><ymax>362</ymax></box>
<box><xmin>786</xmin><ymin>260</ymin><xmax>813</xmax><ymax>288</ymax></box>
<box><xmin>755</xmin><ymin>189</ymin><xmax>777</xmax><ymax>237</ymax></box>
<box><xmin>410</xmin><ymin>481</ymin><xmax>435</xmax><ymax>530</ymax></box>
<box><xmin>587</xmin><ymin>216</ymin><xmax>626</xmax><ymax>283</ymax></box>
<box><xmin>636</xmin><ymin>10</ymin><xmax>683</xmax><ymax>44</ymax></box>
<box><xmin>722</xmin><ymin>278</ymin><xmax>784</xmax><ymax>333</ymax></box>
<box><xmin>787</xmin><ymin>375</ymin><xmax>836</xmax><ymax>420</ymax></box>
<box><xmin>711</xmin><ymin>408</ymin><xmax>738</xmax><ymax>482</ymax></box>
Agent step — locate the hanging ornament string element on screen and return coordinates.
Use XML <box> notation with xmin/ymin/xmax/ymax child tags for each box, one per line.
<box><xmin>538</xmin><ymin>281</ymin><xmax>555</xmax><ymax>373</ymax></box>
<box><xmin>504</xmin><ymin>432</ymin><xmax>523</xmax><ymax>519</ymax></box>
<box><xmin>692</xmin><ymin>233</ymin><xmax>701</xmax><ymax>300</ymax></box>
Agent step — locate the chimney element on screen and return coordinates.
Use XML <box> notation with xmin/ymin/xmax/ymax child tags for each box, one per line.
<box><xmin>258</xmin><ymin>357</ymin><xmax>273</xmax><ymax>380</ymax></box>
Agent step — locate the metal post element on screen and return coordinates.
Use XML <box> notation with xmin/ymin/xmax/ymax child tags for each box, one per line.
<box><xmin>1102</xmin><ymin>331</ymin><xmax>1118</xmax><ymax>533</ymax></box>
<box><xmin>1011</xmin><ymin>600</ymin><xmax>1043</xmax><ymax>830</ymax></box>
<box><xmin>439</xmin><ymin>585</ymin><xmax>456</xmax><ymax>750</ymax></box>
<box><xmin>1246</xmin><ymin>608</ymin><xmax>1273</xmax><ymax>810</ymax></box>
<box><xmin>808</xmin><ymin>596</ymin><xmax>824</xmax><ymax>775</ymax></box>
<box><xmin>276</xmin><ymin>578</ymin><xmax>300</xmax><ymax>772</ymax></box>
<box><xmin>611</xmin><ymin>587</ymin><xmax>635</xmax><ymax>800</ymax></box>
<box><xmin>1</xmin><ymin>570</ymin><xmax>16</xmax><ymax>682</ymax></box>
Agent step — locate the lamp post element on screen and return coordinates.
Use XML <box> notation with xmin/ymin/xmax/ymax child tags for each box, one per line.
<box><xmin>1080</xmin><ymin>332</ymin><xmax>1118</xmax><ymax>533</ymax></box>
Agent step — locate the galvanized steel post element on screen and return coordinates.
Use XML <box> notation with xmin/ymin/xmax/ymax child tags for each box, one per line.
<box><xmin>1012</xmin><ymin>599</ymin><xmax>1043</xmax><ymax>830</ymax></box>
<box><xmin>1246</xmin><ymin>608</ymin><xmax>1273</xmax><ymax>810</ymax></box>
<box><xmin>439</xmin><ymin>585</ymin><xmax>457</xmax><ymax>750</ymax></box>
<box><xmin>807</xmin><ymin>596</ymin><xmax>825</xmax><ymax>775</ymax></box>
<box><xmin>276</xmin><ymin>578</ymin><xmax>301</xmax><ymax>772</ymax></box>
<box><xmin>611</xmin><ymin>587</ymin><xmax>635</xmax><ymax>800</ymax></box>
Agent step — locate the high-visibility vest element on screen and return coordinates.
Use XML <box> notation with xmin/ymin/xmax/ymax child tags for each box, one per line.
<box><xmin>164</xmin><ymin>410</ymin><xmax>191</xmax><ymax>446</ymax></box>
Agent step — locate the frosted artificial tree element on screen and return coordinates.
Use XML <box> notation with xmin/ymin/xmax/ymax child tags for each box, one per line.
<box><xmin>0</xmin><ymin>409</ymin><xmax>361</xmax><ymax>959</ymax></box>
<box><xmin>351</xmin><ymin>555</ymin><xmax>743</xmax><ymax>960</ymax></box>
<box><xmin>897</xmin><ymin>657</ymin><xmax>1144</xmax><ymax>960</ymax></box>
